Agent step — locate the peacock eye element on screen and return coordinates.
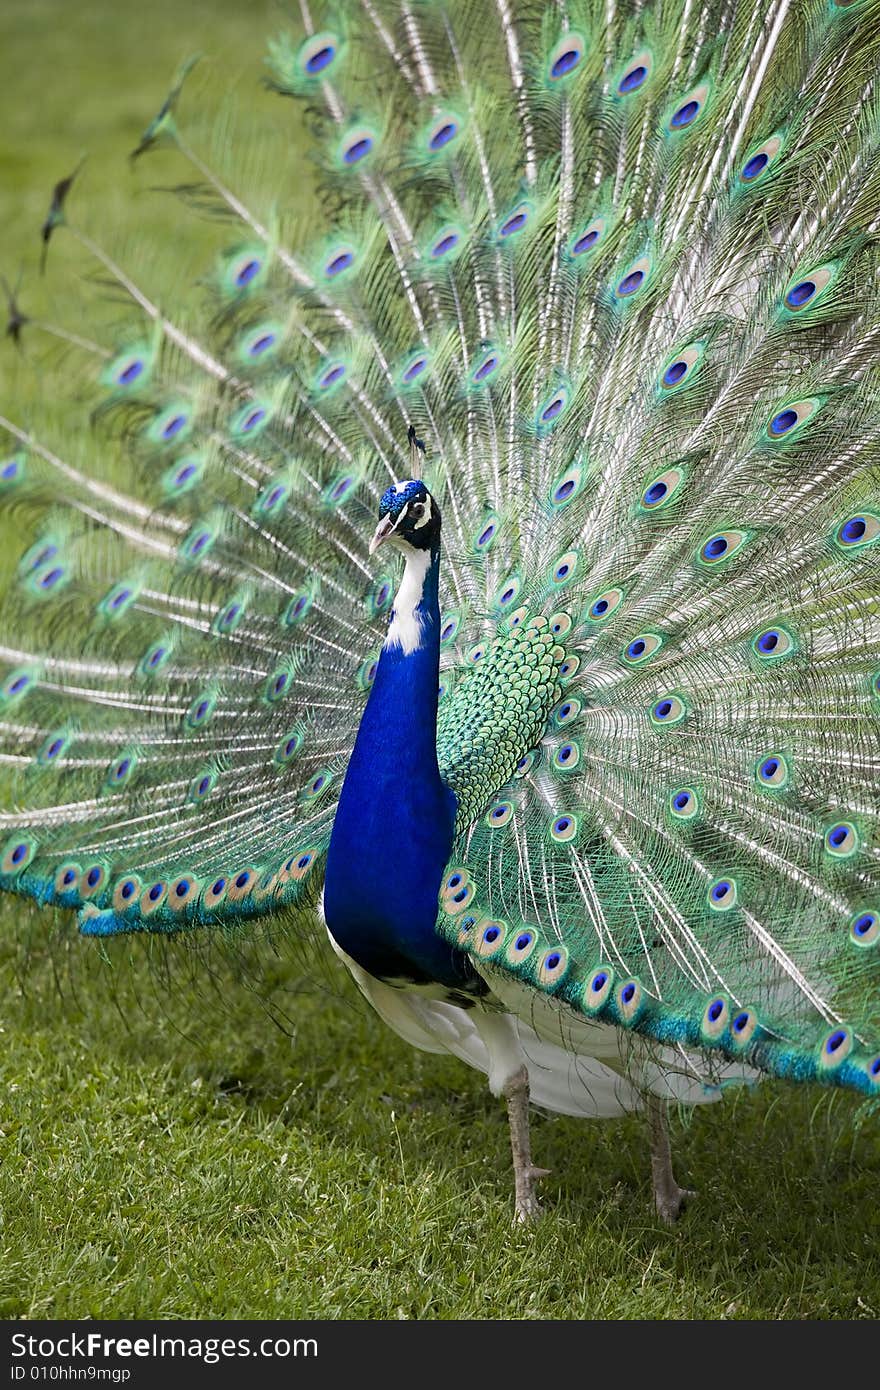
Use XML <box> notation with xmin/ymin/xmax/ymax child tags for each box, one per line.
<box><xmin>410</xmin><ymin>503</ymin><xmax>424</xmax><ymax>517</ymax></box>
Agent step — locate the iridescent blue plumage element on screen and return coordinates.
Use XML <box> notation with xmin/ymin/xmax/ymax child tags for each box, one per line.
<box><xmin>326</xmin><ymin>545</ymin><xmax>466</xmax><ymax>985</ymax></box>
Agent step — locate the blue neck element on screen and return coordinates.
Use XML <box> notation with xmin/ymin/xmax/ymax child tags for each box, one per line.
<box><xmin>325</xmin><ymin>544</ymin><xmax>470</xmax><ymax>987</ymax></box>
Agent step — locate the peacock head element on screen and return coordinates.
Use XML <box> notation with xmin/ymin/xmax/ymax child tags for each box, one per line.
<box><xmin>369</xmin><ymin>479</ymin><xmax>441</xmax><ymax>556</ymax></box>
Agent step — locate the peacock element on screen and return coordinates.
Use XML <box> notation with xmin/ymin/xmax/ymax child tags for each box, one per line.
<box><xmin>2</xmin><ymin>0</ymin><xmax>879</xmax><ymax>1226</ymax></box>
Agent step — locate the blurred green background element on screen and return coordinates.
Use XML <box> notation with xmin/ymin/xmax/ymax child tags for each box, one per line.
<box><xmin>1</xmin><ymin>0</ymin><xmax>880</xmax><ymax>1322</ymax></box>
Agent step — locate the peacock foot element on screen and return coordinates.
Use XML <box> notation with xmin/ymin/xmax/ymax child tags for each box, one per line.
<box><xmin>653</xmin><ymin>1182</ymin><xmax>697</xmax><ymax>1226</ymax></box>
<box><xmin>513</xmin><ymin>1165</ymin><xmax>550</xmax><ymax>1224</ymax></box>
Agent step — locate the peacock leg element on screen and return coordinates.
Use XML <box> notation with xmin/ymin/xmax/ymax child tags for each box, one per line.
<box><xmin>502</xmin><ymin>1065</ymin><xmax>549</xmax><ymax>1222</ymax></box>
<box><xmin>473</xmin><ymin>1009</ymin><xmax>548</xmax><ymax>1222</ymax></box>
<box><xmin>647</xmin><ymin>1093</ymin><xmax>696</xmax><ymax>1225</ymax></box>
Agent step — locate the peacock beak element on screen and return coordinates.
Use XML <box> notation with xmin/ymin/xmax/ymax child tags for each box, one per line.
<box><xmin>369</xmin><ymin>514</ymin><xmax>398</xmax><ymax>555</ymax></box>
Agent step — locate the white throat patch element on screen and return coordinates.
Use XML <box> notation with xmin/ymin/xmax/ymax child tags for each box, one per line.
<box><xmin>385</xmin><ymin>547</ymin><xmax>431</xmax><ymax>655</ymax></box>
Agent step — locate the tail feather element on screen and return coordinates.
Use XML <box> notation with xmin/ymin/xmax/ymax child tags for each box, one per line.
<box><xmin>0</xmin><ymin>0</ymin><xmax>878</xmax><ymax>1098</ymax></box>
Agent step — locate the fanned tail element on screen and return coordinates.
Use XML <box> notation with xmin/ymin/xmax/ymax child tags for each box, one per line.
<box><xmin>1</xmin><ymin>0</ymin><xmax>879</xmax><ymax>1100</ymax></box>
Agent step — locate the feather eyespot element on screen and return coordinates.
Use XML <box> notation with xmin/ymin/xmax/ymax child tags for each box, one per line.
<box><xmin>325</xmin><ymin>248</ymin><xmax>354</xmax><ymax>278</ymax></box>
<box><xmin>425</xmin><ymin>113</ymin><xmax>461</xmax><ymax>154</ymax></box>
<box><xmin>834</xmin><ymin>512</ymin><xmax>880</xmax><ymax>551</ymax></box>
<box><xmin>429</xmin><ymin>227</ymin><xmax>462</xmax><ymax>260</ymax></box>
<box><xmin>738</xmin><ymin>135</ymin><xmax>783</xmax><ymax>186</ymax></box>
<box><xmin>1</xmin><ymin>453</ymin><xmax>24</xmax><ymax>484</ymax></box>
<box><xmin>180</xmin><ymin>525</ymin><xmax>215</xmax><ymax>564</ymax></box>
<box><xmin>400</xmin><ymin>353</ymin><xmax>429</xmax><ymax>386</ymax></box>
<box><xmin>548</xmin><ymin>34</ymin><xmax>586</xmax><ymax>81</ymax></box>
<box><xmin>616</xmin><ymin>978</ymin><xmax>644</xmax><ymax>1023</ymax></box>
<box><xmin>702</xmin><ymin>996</ymin><xmax>730</xmax><ymax>1039</ymax></box>
<box><xmin>651</xmin><ymin>694</ymin><xmax>687</xmax><ymax>727</ymax></box>
<box><xmin>169</xmin><ymin>875</ymin><xmax>200</xmax><ymax>911</ymax></box>
<box><xmin>225</xmin><ymin>249</ymin><xmax>266</xmax><ymax>294</ymax></box>
<box><xmin>471</xmin><ymin>352</ymin><xmax>501</xmax><ymax>385</ymax></box>
<box><xmin>549</xmin><ymin>611</ymin><xmax>572</xmax><ymax>637</ymax></box>
<box><xmin>558</xmin><ymin>655</ymin><xmax>579</xmax><ymax>683</ymax></box>
<box><xmin>537</xmin><ymin>388</ymin><xmax>568</xmax><ymax>429</ymax></box>
<box><xmin>105</xmin><ymin>753</ymin><xmax>135</xmax><ymax>789</ymax></box>
<box><xmin>615</xmin><ymin>258</ymin><xmax>649</xmax><ymax>298</ymax></box>
<box><xmin>284</xmin><ymin>591</ymin><xmax>314</xmax><ymax>626</ymax></box>
<box><xmin>340</xmin><ymin>128</ymin><xmax>376</xmax><ymax>166</ymax></box>
<box><xmin>473</xmin><ymin>517</ymin><xmax>499</xmax><ymax>552</ymax></box>
<box><xmin>622</xmin><ymin>632</ymin><xmax>662</xmax><ymax>665</ymax></box>
<box><xmin>106</xmin><ymin>351</ymin><xmax>149</xmax><ymax>389</ymax></box>
<box><xmin>850</xmin><ymin>910</ymin><xmax>879</xmax><ymax>947</ymax></box>
<box><xmin>819</xmin><ymin>1027</ymin><xmax>853</xmax><ymax>1070</ymax></box>
<box><xmin>549</xmin><ymin>463</ymin><xmax>584</xmax><ymax>507</ymax></box>
<box><xmin>515</xmin><ymin>751</ymin><xmax>536</xmax><ymax>777</ymax></box>
<box><xmin>298</xmin><ymin>33</ymin><xmax>341</xmax><ymax>78</ymax></box>
<box><xmin>756</xmin><ymin>753</ymin><xmax>789</xmax><ymax>789</ymax></box>
<box><xmin>658</xmin><ymin>343</ymin><xmax>703</xmax><ymax>392</ymax></box>
<box><xmin>494</xmin><ymin>575</ymin><xmax>521</xmax><ymax>610</ymax></box>
<box><xmin>302</xmin><ymin>770</ymin><xmax>333</xmax><ymax>801</ymax></box>
<box><xmin>497</xmin><ymin>204</ymin><xmax>530</xmax><ymax>239</ymax></box>
<box><xmin>112</xmin><ymin>875</ymin><xmax>142</xmax><ymax>912</ymax></box>
<box><xmin>203</xmin><ymin>876</ymin><xmax>228</xmax><ymax>909</ymax></box>
<box><xmin>554</xmin><ymin>697</ymin><xmax>582</xmax><ymax>726</ymax></box>
<box><xmin>554</xmin><ymin>741</ymin><xmax>580</xmax><ymax>771</ymax></box>
<box><xmin>214</xmin><ymin>600</ymin><xmax>245</xmax><ymax>636</ymax></box>
<box><xmin>586</xmin><ymin>586</ymin><xmax>623</xmax><ymax>620</ymax></box>
<box><xmin>583</xmin><ymin>967</ymin><xmax>614</xmax><ymax>1013</ymax></box>
<box><xmin>549</xmin><ymin>814</ymin><xmax>578</xmax><ymax>843</ymax></box>
<box><xmin>2</xmin><ymin>838</ymin><xmax>35</xmax><ymax>876</ymax></box>
<box><xmin>187</xmin><ymin>770</ymin><xmax>216</xmax><ymax>804</ymax></box>
<box><xmin>289</xmin><ymin>851</ymin><xmax>318</xmax><ymax>882</ymax></box>
<box><xmin>486</xmin><ymin>801</ymin><xmax>513</xmax><ymax>828</ymax></box>
<box><xmin>275</xmin><ymin>731</ymin><xmax>302</xmax><ymax>766</ymax></box>
<box><xmin>476</xmin><ymin>920</ymin><xmax>506</xmax><ymax>957</ymax></box>
<box><xmin>38</xmin><ymin>730</ymin><xmax>70</xmax><ymax>767</ymax></box>
<box><xmin>618</xmin><ymin>63</ymin><xmax>647</xmax><ymax>94</ymax></box>
<box><xmin>140</xmin><ymin>880</ymin><xmax>167</xmax><ymax>915</ymax></box>
<box><xmin>185</xmin><ymin>692</ymin><xmax>215</xmax><ymax>730</ymax></box>
<box><xmin>667</xmin><ymin>82</ymin><xmax>710</xmax><ymax>132</ymax></box>
<box><xmin>140</xmin><ymin>642</ymin><xmax>171</xmax><ymax>677</ymax></box>
<box><xmin>3</xmin><ymin>667</ymin><xmax>37</xmax><ymax>704</ymax></box>
<box><xmin>708</xmin><ymin>877</ymin><xmax>737</xmax><ymax>911</ymax></box>
<box><xmin>316</xmin><ymin>360</ymin><xmax>347</xmax><ymax>392</ymax></box>
<box><xmin>730</xmin><ymin>1008</ymin><xmax>759</xmax><ymax>1047</ymax></box>
<box><xmin>765</xmin><ymin>397</ymin><xmax>820</xmax><ymax>441</ymax></box>
<box><xmin>669</xmin><ymin>786</ymin><xmax>699</xmax><ymax>819</ymax></box>
<box><xmin>539</xmin><ymin>947</ymin><xmax>568</xmax><ymax>988</ymax></box>
<box><xmin>552</xmin><ymin>550</ymin><xmax>579</xmax><ymax>586</ymax></box>
<box><xmin>781</xmin><ymin>263</ymin><xmax>837</xmax><ymax>313</ymax></box>
<box><xmin>569</xmin><ymin>218</ymin><xmax>605</xmax><ymax>258</ymax></box>
<box><xmin>150</xmin><ymin>405</ymin><xmax>192</xmax><ymax>446</ymax></box>
<box><xmin>55</xmin><ymin>863</ymin><xmax>81</xmax><ymax>895</ymax></box>
<box><xmin>227</xmin><ymin>868</ymin><xmax>257</xmax><ymax>902</ymax></box>
<box><xmin>240</xmin><ymin>323</ymin><xmax>280</xmax><ymax>362</ymax></box>
<box><xmin>824</xmin><ymin>821</ymin><xmax>858</xmax><ymax>858</ymax></box>
<box><xmin>752</xmin><ymin>626</ymin><xmax>794</xmax><ymax>660</ymax></box>
<box><xmin>697</xmin><ymin>529</ymin><xmax>747</xmax><ymax>566</ymax></box>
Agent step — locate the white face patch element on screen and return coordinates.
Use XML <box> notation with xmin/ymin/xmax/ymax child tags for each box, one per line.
<box><xmin>411</xmin><ymin>494</ymin><xmax>432</xmax><ymax>529</ymax></box>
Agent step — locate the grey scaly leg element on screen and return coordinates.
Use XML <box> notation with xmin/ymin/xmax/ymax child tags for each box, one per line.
<box><xmin>502</xmin><ymin>1064</ymin><xmax>549</xmax><ymax>1223</ymax></box>
<box><xmin>647</xmin><ymin>1092</ymin><xmax>696</xmax><ymax>1225</ymax></box>
<box><xmin>474</xmin><ymin>1009</ymin><xmax>549</xmax><ymax>1223</ymax></box>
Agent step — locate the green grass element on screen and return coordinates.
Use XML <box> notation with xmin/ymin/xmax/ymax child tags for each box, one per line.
<box><xmin>1</xmin><ymin>0</ymin><xmax>880</xmax><ymax>1322</ymax></box>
